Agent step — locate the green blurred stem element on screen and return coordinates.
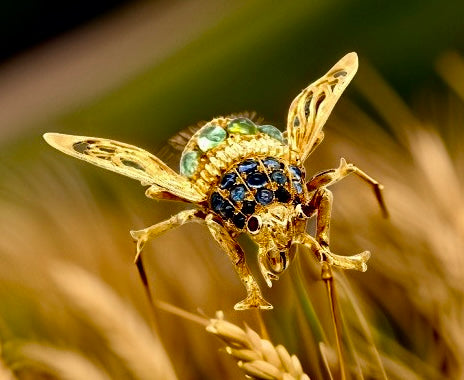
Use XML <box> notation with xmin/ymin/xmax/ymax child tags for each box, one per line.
<box><xmin>292</xmin><ymin>257</ymin><xmax>326</xmax><ymax>343</ymax></box>
<box><xmin>322</xmin><ymin>262</ymin><xmax>347</xmax><ymax>380</ymax></box>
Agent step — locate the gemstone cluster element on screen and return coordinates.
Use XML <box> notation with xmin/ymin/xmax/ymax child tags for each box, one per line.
<box><xmin>209</xmin><ymin>157</ymin><xmax>305</xmax><ymax>229</ymax></box>
<box><xmin>180</xmin><ymin>117</ymin><xmax>284</xmax><ymax>178</ymax></box>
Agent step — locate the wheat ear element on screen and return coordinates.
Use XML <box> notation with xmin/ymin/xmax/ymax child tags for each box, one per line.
<box><xmin>206</xmin><ymin>311</ymin><xmax>310</xmax><ymax>380</ymax></box>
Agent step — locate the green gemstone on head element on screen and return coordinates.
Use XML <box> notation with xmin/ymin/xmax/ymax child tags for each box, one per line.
<box><xmin>180</xmin><ymin>151</ymin><xmax>200</xmax><ymax>177</ymax></box>
<box><xmin>198</xmin><ymin>125</ymin><xmax>227</xmax><ymax>152</ymax></box>
<box><xmin>227</xmin><ymin>118</ymin><xmax>258</xmax><ymax>135</ymax></box>
<box><xmin>258</xmin><ymin>125</ymin><xmax>284</xmax><ymax>142</ymax></box>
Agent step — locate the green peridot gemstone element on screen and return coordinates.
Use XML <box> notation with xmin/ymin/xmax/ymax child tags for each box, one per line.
<box><xmin>197</xmin><ymin>125</ymin><xmax>227</xmax><ymax>152</ymax></box>
<box><xmin>227</xmin><ymin>118</ymin><xmax>258</xmax><ymax>135</ymax></box>
<box><xmin>180</xmin><ymin>151</ymin><xmax>200</xmax><ymax>177</ymax></box>
<box><xmin>258</xmin><ymin>124</ymin><xmax>284</xmax><ymax>142</ymax></box>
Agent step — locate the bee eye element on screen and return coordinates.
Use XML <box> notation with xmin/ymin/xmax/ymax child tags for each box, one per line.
<box><xmin>247</xmin><ymin>216</ymin><xmax>262</xmax><ymax>234</ymax></box>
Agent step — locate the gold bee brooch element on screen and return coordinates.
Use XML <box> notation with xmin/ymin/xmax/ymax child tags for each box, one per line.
<box><xmin>44</xmin><ymin>52</ymin><xmax>387</xmax><ymax>310</ymax></box>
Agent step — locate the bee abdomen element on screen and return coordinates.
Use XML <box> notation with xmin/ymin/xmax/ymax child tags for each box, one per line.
<box><xmin>208</xmin><ymin>155</ymin><xmax>307</xmax><ymax>231</ymax></box>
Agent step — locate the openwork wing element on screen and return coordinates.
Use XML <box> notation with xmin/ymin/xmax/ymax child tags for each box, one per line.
<box><xmin>287</xmin><ymin>52</ymin><xmax>358</xmax><ymax>162</ymax></box>
<box><xmin>43</xmin><ymin>133</ymin><xmax>206</xmax><ymax>203</ymax></box>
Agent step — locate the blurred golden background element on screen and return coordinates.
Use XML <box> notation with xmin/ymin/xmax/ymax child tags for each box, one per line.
<box><xmin>1</xmin><ymin>0</ymin><xmax>464</xmax><ymax>379</ymax></box>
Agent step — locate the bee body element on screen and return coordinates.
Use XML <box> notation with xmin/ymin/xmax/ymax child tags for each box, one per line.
<box><xmin>178</xmin><ymin>116</ymin><xmax>308</xmax><ymax>232</ymax></box>
<box><xmin>44</xmin><ymin>53</ymin><xmax>386</xmax><ymax>310</ymax></box>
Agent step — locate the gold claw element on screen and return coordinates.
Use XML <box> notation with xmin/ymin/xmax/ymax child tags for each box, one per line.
<box><xmin>323</xmin><ymin>249</ymin><xmax>371</xmax><ymax>272</ymax></box>
<box><xmin>296</xmin><ymin>233</ymin><xmax>371</xmax><ymax>272</ymax></box>
<box><xmin>234</xmin><ymin>294</ymin><xmax>273</xmax><ymax>311</ymax></box>
<box><xmin>130</xmin><ymin>229</ymin><xmax>148</xmax><ymax>263</ymax></box>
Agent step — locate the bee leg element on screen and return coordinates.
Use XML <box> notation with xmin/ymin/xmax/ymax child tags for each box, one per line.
<box><xmin>130</xmin><ymin>209</ymin><xmax>205</xmax><ymax>263</ymax></box>
<box><xmin>130</xmin><ymin>209</ymin><xmax>205</xmax><ymax>308</ymax></box>
<box><xmin>308</xmin><ymin>187</ymin><xmax>333</xmax><ymax>248</ymax></box>
<box><xmin>258</xmin><ymin>246</ymin><xmax>279</xmax><ymax>288</ymax></box>
<box><xmin>307</xmin><ymin>158</ymin><xmax>388</xmax><ymax>217</ymax></box>
<box><xmin>205</xmin><ymin>214</ymin><xmax>273</xmax><ymax>311</ymax></box>
<box><xmin>295</xmin><ymin>233</ymin><xmax>370</xmax><ymax>272</ymax></box>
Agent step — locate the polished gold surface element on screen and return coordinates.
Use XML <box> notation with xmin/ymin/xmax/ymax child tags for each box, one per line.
<box><xmin>44</xmin><ymin>52</ymin><xmax>386</xmax><ymax>310</ymax></box>
<box><xmin>286</xmin><ymin>52</ymin><xmax>359</xmax><ymax>162</ymax></box>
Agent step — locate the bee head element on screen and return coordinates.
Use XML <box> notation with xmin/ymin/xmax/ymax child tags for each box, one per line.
<box><xmin>247</xmin><ymin>203</ymin><xmax>307</xmax><ymax>276</ymax></box>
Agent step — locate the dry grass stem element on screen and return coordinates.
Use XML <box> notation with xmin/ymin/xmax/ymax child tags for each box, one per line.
<box><xmin>50</xmin><ymin>262</ymin><xmax>177</xmax><ymax>380</ymax></box>
<box><xmin>21</xmin><ymin>343</ymin><xmax>111</xmax><ymax>380</ymax></box>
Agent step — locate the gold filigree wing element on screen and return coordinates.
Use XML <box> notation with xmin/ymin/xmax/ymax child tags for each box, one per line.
<box><xmin>286</xmin><ymin>52</ymin><xmax>358</xmax><ymax>162</ymax></box>
<box><xmin>43</xmin><ymin>133</ymin><xmax>206</xmax><ymax>203</ymax></box>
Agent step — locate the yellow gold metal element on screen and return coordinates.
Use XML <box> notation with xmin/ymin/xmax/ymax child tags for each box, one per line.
<box><xmin>43</xmin><ymin>133</ymin><xmax>205</xmax><ymax>203</ymax></box>
<box><xmin>205</xmin><ymin>215</ymin><xmax>272</xmax><ymax>310</ymax></box>
<box><xmin>286</xmin><ymin>52</ymin><xmax>359</xmax><ymax>162</ymax></box>
<box><xmin>43</xmin><ymin>52</ymin><xmax>387</xmax><ymax>310</ymax></box>
<box><xmin>130</xmin><ymin>209</ymin><xmax>204</xmax><ymax>262</ymax></box>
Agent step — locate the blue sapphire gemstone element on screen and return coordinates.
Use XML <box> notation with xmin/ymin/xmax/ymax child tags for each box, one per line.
<box><xmin>232</xmin><ymin>213</ymin><xmax>246</xmax><ymax>229</ymax></box>
<box><xmin>262</xmin><ymin>157</ymin><xmax>282</xmax><ymax>170</ymax></box>
<box><xmin>256</xmin><ymin>189</ymin><xmax>274</xmax><ymax>205</ymax></box>
<box><xmin>230</xmin><ymin>185</ymin><xmax>246</xmax><ymax>203</ymax></box>
<box><xmin>237</xmin><ymin>159</ymin><xmax>258</xmax><ymax>173</ymax></box>
<box><xmin>211</xmin><ymin>192</ymin><xmax>224</xmax><ymax>213</ymax></box>
<box><xmin>289</xmin><ymin>165</ymin><xmax>303</xmax><ymax>180</ymax></box>
<box><xmin>220</xmin><ymin>201</ymin><xmax>235</xmax><ymax>219</ymax></box>
<box><xmin>275</xmin><ymin>187</ymin><xmax>291</xmax><ymax>203</ymax></box>
<box><xmin>246</xmin><ymin>172</ymin><xmax>268</xmax><ymax>188</ymax></box>
<box><xmin>292</xmin><ymin>180</ymin><xmax>303</xmax><ymax>194</ymax></box>
<box><xmin>270</xmin><ymin>170</ymin><xmax>287</xmax><ymax>185</ymax></box>
<box><xmin>241</xmin><ymin>200</ymin><xmax>256</xmax><ymax>215</ymax></box>
<box><xmin>220</xmin><ymin>172</ymin><xmax>237</xmax><ymax>189</ymax></box>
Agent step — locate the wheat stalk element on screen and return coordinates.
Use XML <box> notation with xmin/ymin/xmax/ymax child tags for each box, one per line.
<box><xmin>21</xmin><ymin>343</ymin><xmax>111</xmax><ymax>380</ymax></box>
<box><xmin>50</xmin><ymin>262</ymin><xmax>178</xmax><ymax>380</ymax></box>
<box><xmin>206</xmin><ymin>311</ymin><xmax>310</xmax><ymax>380</ymax></box>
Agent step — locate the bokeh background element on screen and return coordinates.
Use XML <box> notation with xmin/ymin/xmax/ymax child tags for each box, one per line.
<box><xmin>1</xmin><ymin>0</ymin><xmax>464</xmax><ymax>379</ymax></box>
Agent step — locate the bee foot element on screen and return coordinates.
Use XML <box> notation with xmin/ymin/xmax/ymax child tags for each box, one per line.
<box><xmin>234</xmin><ymin>293</ymin><xmax>273</xmax><ymax>310</ymax></box>
<box><xmin>322</xmin><ymin>248</ymin><xmax>371</xmax><ymax>272</ymax></box>
<box><xmin>337</xmin><ymin>157</ymin><xmax>355</xmax><ymax>176</ymax></box>
<box><xmin>130</xmin><ymin>229</ymin><xmax>148</xmax><ymax>262</ymax></box>
<box><xmin>262</xmin><ymin>272</ymin><xmax>279</xmax><ymax>288</ymax></box>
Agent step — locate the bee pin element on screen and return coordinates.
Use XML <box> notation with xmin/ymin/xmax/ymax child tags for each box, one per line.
<box><xmin>44</xmin><ymin>52</ymin><xmax>387</xmax><ymax>310</ymax></box>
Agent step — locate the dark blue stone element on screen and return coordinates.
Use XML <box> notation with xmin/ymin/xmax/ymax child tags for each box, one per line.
<box><xmin>237</xmin><ymin>159</ymin><xmax>258</xmax><ymax>173</ymax></box>
<box><xmin>289</xmin><ymin>165</ymin><xmax>303</xmax><ymax>180</ymax></box>
<box><xmin>270</xmin><ymin>170</ymin><xmax>287</xmax><ymax>185</ymax></box>
<box><xmin>262</xmin><ymin>157</ymin><xmax>282</xmax><ymax>170</ymax></box>
<box><xmin>241</xmin><ymin>200</ymin><xmax>256</xmax><ymax>215</ymax></box>
<box><xmin>275</xmin><ymin>187</ymin><xmax>291</xmax><ymax>203</ymax></box>
<box><xmin>232</xmin><ymin>213</ymin><xmax>246</xmax><ymax>229</ymax></box>
<box><xmin>211</xmin><ymin>192</ymin><xmax>224</xmax><ymax>213</ymax></box>
<box><xmin>246</xmin><ymin>172</ymin><xmax>268</xmax><ymax>188</ymax></box>
<box><xmin>292</xmin><ymin>180</ymin><xmax>303</xmax><ymax>194</ymax></box>
<box><xmin>220</xmin><ymin>172</ymin><xmax>237</xmax><ymax>189</ymax></box>
<box><xmin>230</xmin><ymin>185</ymin><xmax>246</xmax><ymax>202</ymax></box>
<box><xmin>220</xmin><ymin>201</ymin><xmax>235</xmax><ymax>219</ymax></box>
<box><xmin>256</xmin><ymin>189</ymin><xmax>274</xmax><ymax>205</ymax></box>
